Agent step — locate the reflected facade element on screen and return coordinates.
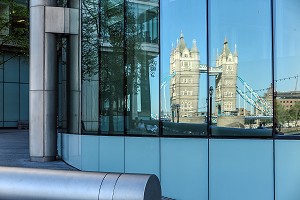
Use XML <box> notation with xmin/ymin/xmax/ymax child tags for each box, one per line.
<box><xmin>81</xmin><ymin>0</ymin><xmax>159</xmax><ymax>135</ymax></box>
<box><xmin>275</xmin><ymin>0</ymin><xmax>300</xmax><ymax>135</ymax></box>
<box><xmin>78</xmin><ymin>0</ymin><xmax>299</xmax><ymax>137</ymax></box>
<box><xmin>25</xmin><ymin>0</ymin><xmax>300</xmax><ymax>199</ymax></box>
<box><xmin>209</xmin><ymin>0</ymin><xmax>273</xmax><ymax>136</ymax></box>
<box><xmin>160</xmin><ymin>0</ymin><xmax>208</xmax><ymax>136</ymax></box>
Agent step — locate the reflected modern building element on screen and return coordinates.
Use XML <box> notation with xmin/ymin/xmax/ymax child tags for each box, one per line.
<box><xmin>81</xmin><ymin>0</ymin><xmax>159</xmax><ymax>133</ymax></box>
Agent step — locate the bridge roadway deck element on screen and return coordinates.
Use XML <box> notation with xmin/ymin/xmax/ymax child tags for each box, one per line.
<box><xmin>0</xmin><ymin>129</ymin><xmax>76</xmax><ymax>170</ymax></box>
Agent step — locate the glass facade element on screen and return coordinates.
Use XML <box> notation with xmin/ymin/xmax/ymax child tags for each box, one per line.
<box><xmin>80</xmin><ymin>0</ymin><xmax>300</xmax><ymax>137</ymax></box>
<box><xmin>0</xmin><ymin>54</ymin><xmax>29</xmax><ymax>127</ymax></box>
<box><xmin>0</xmin><ymin>0</ymin><xmax>29</xmax><ymax>128</ymax></box>
<box><xmin>81</xmin><ymin>0</ymin><xmax>159</xmax><ymax>135</ymax></box>
<box><xmin>274</xmin><ymin>0</ymin><xmax>300</xmax><ymax>136</ymax></box>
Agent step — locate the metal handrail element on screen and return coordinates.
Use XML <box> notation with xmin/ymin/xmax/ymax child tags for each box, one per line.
<box><xmin>0</xmin><ymin>167</ymin><xmax>161</xmax><ymax>200</ymax></box>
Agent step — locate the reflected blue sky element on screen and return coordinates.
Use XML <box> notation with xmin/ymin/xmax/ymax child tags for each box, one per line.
<box><xmin>150</xmin><ymin>0</ymin><xmax>300</xmax><ymax>116</ymax></box>
<box><xmin>160</xmin><ymin>0</ymin><xmax>207</xmax><ymax>115</ymax></box>
<box><xmin>275</xmin><ymin>0</ymin><xmax>300</xmax><ymax>92</ymax></box>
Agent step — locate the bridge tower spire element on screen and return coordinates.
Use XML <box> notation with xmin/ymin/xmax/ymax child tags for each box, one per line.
<box><xmin>215</xmin><ymin>38</ymin><xmax>238</xmax><ymax>116</ymax></box>
<box><xmin>169</xmin><ymin>32</ymin><xmax>201</xmax><ymax>123</ymax></box>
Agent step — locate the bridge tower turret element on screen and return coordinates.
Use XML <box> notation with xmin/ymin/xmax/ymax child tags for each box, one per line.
<box><xmin>169</xmin><ymin>33</ymin><xmax>201</xmax><ymax>123</ymax></box>
<box><xmin>215</xmin><ymin>38</ymin><xmax>238</xmax><ymax>116</ymax></box>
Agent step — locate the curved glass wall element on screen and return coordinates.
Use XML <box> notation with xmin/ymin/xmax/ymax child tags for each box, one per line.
<box><xmin>80</xmin><ymin>0</ymin><xmax>300</xmax><ymax>138</ymax></box>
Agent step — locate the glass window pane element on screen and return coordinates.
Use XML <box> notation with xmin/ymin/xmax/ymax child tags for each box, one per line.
<box><xmin>4</xmin><ymin>83</ymin><xmax>19</xmax><ymax>122</ymax></box>
<box><xmin>275</xmin><ymin>0</ymin><xmax>300</xmax><ymax>136</ymax></box>
<box><xmin>0</xmin><ymin>68</ymin><xmax>3</xmax><ymax>82</ymax></box>
<box><xmin>20</xmin><ymin>57</ymin><xmax>29</xmax><ymax>83</ymax></box>
<box><xmin>99</xmin><ymin>0</ymin><xmax>125</xmax><ymax>134</ymax></box>
<box><xmin>161</xmin><ymin>0</ymin><xmax>208</xmax><ymax>136</ymax></box>
<box><xmin>4</xmin><ymin>55</ymin><xmax>19</xmax><ymax>83</ymax></box>
<box><xmin>82</xmin><ymin>0</ymin><xmax>159</xmax><ymax>135</ymax></box>
<box><xmin>81</xmin><ymin>0</ymin><xmax>101</xmax><ymax>134</ymax></box>
<box><xmin>126</xmin><ymin>0</ymin><xmax>159</xmax><ymax>135</ymax></box>
<box><xmin>209</xmin><ymin>0</ymin><xmax>273</xmax><ymax>137</ymax></box>
<box><xmin>20</xmin><ymin>84</ymin><xmax>29</xmax><ymax>121</ymax></box>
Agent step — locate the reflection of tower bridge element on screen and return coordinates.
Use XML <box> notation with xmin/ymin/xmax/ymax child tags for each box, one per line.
<box><xmin>167</xmin><ymin>32</ymin><xmax>273</xmax><ymax>123</ymax></box>
<box><xmin>200</xmin><ymin>65</ymin><xmax>273</xmax><ymax>116</ymax></box>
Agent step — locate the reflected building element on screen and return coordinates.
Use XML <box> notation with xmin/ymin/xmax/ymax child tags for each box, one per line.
<box><xmin>215</xmin><ymin>38</ymin><xmax>238</xmax><ymax>116</ymax></box>
<box><xmin>169</xmin><ymin>34</ymin><xmax>238</xmax><ymax>123</ymax></box>
<box><xmin>81</xmin><ymin>0</ymin><xmax>159</xmax><ymax>133</ymax></box>
<box><xmin>276</xmin><ymin>91</ymin><xmax>300</xmax><ymax>109</ymax></box>
<box><xmin>169</xmin><ymin>33</ymin><xmax>202</xmax><ymax>123</ymax></box>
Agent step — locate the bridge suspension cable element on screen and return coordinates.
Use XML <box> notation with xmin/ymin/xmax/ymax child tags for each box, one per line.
<box><xmin>161</xmin><ymin>71</ymin><xmax>176</xmax><ymax>112</ymax></box>
<box><xmin>236</xmin><ymin>76</ymin><xmax>273</xmax><ymax>115</ymax></box>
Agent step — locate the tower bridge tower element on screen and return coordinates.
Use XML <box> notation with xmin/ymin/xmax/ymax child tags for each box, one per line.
<box><xmin>215</xmin><ymin>38</ymin><xmax>238</xmax><ymax>116</ymax></box>
<box><xmin>169</xmin><ymin>33</ymin><xmax>238</xmax><ymax>123</ymax></box>
<box><xmin>169</xmin><ymin>33</ymin><xmax>201</xmax><ymax>123</ymax></box>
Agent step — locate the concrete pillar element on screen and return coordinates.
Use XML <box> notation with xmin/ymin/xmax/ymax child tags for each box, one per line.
<box><xmin>29</xmin><ymin>0</ymin><xmax>58</xmax><ymax>161</ymax></box>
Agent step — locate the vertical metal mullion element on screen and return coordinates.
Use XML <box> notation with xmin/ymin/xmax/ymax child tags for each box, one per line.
<box><xmin>123</xmin><ymin>0</ymin><xmax>127</xmax><ymax>173</ymax></box>
<box><xmin>123</xmin><ymin>0</ymin><xmax>128</xmax><ymax>136</ymax></box>
<box><xmin>206</xmin><ymin>1</ymin><xmax>211</xmax><ymax>200</ymax></box>
<box><xmin>158</xmin><ymin>0</ymin><xmax>162</xmax><ymax>182</ymax></box>
<box><xmin>158</xmin><ymin>0</ymin><xmax>162</xmax><ymax>138</ymax></box>
<box><xmin>98</xmin><ymin>0</ymin><xmax>102</xmax><ymax>134</ymax></box>
<box><xmin>271</xmin><ymin>0</ymin><xmax>276</xmax><ymax>200</ymax></box>
<box><xmin>2</xmin><ymin>55</ymin><xmax>4</xmax><ymax>127</ymax></box>
<box><xmin>18</xmin><ymin>56</ymin><xmax>21</xmax><ymax>122</ymax></box>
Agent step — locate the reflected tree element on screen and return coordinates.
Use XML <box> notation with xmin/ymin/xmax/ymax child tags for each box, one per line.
<box><xmin>290</xmin><ymin>101</ymin><xmax>300</xmax><ymax>127</ymax></box>
<box><xmin>275</xmin><ymin>101</ymin><xmax>287</xmax><ymax>125</ymax></box>
<box><xmin>0</xmin><ymin>0</ymin><xmax>29</xmax><ymax>66</ymax></box>
<box><xmin>82</xmin><ymin>0</ymin><xmax>157</xmax><ymax>133</ymax></box>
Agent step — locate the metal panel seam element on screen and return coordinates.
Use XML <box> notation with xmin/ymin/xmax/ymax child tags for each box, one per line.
<box><xmin>97</xmin><ymin>173</ymin><xmax>109</xmax><ymax>200</ymax></box>
<box><xmin>112</xmin><ymin>173</ymin><xmax>123</xmax><ymax>200</ymax></box>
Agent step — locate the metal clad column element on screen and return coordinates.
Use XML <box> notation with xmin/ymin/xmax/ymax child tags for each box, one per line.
<box><xmin>30</xmin><ymin>0</ymin><xmax>57</xmax><ymax>161</ymax></box>
<box><xmin>68</xmin><ymin>0</ymin><xmax>81</xmax><ymax>133</ymax></box>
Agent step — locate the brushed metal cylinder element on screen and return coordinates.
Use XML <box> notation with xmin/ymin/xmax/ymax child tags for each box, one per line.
<box><xmin>0</xmin><ymin>167</ymin><xmax>105</xmax><ymax>200</ymax></box>
<box><xmin>44</xmin><ymin>90</ymin><xmax>57</xmax><ymax>157</ymax></box>
<box><xmin>29</xmin><ymin>91</ymin><xmax>44</xmax><ymax>157</ymax></box>
<box><xmin>113</xmin><ymin>174</ymin><xmax>162</xmax><ymax>200</ymax></box>
<box><xmin>0</xmin><ymin>167</ymin><xmax>162</xmax><ymax>200</ymax></box>
<box><xmin>29</xmin><ymin>6</ymin><xmax>44</xmax><ymax>91</ymax></box>
<box><xmin>69</xmin><ymin>34</ymin><xmax>81</xmax><ymax>134</ymax></box>
<box><xmin>45</xmin><ymin>33</ymin><xmax>57</xmax><ymax>91</ymax></box>
<box><xmin>30</xmin><ymin>1</ymin><xmax>57</xmax><ymax>161</ymax></box>
<box><xmin>68</xmin><ymin>90</ymin><xmax>81</xmax><ymax>133</ymax></box>
<box><xmin>69</xmin><ymin>35</ymin><xmax>80</xmax><ymax>91</ymax></box>
<box><xmin>98</xmin><ymin>173</ymin><xmax>121</xmax><ymax>199</ymax></box>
